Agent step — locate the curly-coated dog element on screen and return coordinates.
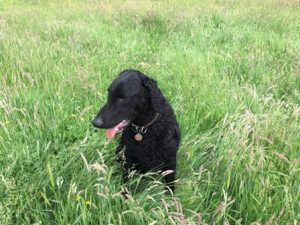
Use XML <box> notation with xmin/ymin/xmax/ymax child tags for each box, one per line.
<box><xmin>92</xmin><ymin>69</ymin><xmax>180</xmax><ymax>192</ymax></box>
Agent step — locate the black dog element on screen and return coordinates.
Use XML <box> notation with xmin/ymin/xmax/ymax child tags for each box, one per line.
<box><xmin>92</xmin><ymin>69</ymin><xmax>180</xmax><ymax>192</ymax></box>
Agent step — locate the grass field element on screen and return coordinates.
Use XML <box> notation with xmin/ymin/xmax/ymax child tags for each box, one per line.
<box><xmin>0</xmin><ymin>0</ymin><xmax>300</xmax><ymax>224</ymax></box>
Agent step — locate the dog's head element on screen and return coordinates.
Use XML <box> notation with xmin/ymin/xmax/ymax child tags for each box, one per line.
<box><xmin>92</xmin><ymin>69</ymin><xmax>164</xmax><ymax>138</ymax></box>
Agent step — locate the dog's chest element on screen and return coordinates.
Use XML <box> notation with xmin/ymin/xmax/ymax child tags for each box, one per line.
<box><xmin>122</xmin><ymin>137</ymin><xmax>156</xmax><ymax>156</ymax></box>
<box><xmin>118</xmin><ymin>130</ymin><xmax>162</xmax><ymax>170</ymax></box>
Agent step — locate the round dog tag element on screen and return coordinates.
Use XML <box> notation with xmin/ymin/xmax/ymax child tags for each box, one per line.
<box><xmin>134</xmin><ymin>133</ymin><xmax>143</xmax><ymax>141</ymax></box>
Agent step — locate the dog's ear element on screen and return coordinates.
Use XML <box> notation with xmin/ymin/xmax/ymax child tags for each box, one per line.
<box><xmin>139</xmin><ymin>73</ymin><xmax>165</xmax><ymax>113</ymax></box>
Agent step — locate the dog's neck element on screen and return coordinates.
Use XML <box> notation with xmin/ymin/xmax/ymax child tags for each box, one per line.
<box><xmin>133</xmin><ymin>98</ymin><xmax>157</xmax><ymax>126</ymax></box>
<box><xmin>133</xmin><ymin>111</ymin><xmax>158</xmax><ymax>127</ymax></box>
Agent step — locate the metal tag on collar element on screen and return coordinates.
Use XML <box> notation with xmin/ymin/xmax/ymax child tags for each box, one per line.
<box><xmin>134</xmin><ymin>133</ymin><xmax>143</xmax><ymax>142</ymax></box>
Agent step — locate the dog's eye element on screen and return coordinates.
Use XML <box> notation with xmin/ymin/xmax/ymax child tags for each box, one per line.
<box><xmin>118</xmin><ymin>98</ymin><xmax>125</xmax><ymax>103</ymax></box>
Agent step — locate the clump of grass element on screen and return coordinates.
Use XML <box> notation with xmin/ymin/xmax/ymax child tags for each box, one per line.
<box><xmin>0</xmin><ymin>0</ymin><xmax>299</xmax><ymax>224</ymax></box>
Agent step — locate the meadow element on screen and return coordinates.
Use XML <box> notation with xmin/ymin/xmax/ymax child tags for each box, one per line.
<box><xmin>0</xmin><ymin>0</ymin><xmax>300</xmax><ymax>224</ymax></box>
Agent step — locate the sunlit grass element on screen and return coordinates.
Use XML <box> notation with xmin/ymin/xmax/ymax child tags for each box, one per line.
<box><xmin>0</xmin><ymin>0</ymin><xmax>299</xmax><ymax>224</ymax></box>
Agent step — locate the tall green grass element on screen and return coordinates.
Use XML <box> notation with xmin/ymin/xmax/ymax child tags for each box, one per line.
<box><xmin>0</xmin><ymin>0</ymin><xmax>299</xmax><ymax>224</ymax></box>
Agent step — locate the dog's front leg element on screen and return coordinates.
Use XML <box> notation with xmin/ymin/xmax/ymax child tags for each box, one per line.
<box><xmin>164</xmin><ymin>168</ymin><xmax>176</xmax><ymax>194</ymax></box>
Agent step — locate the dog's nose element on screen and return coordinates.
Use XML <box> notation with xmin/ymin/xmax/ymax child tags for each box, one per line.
<box><xmin>92</xmin><ymin>117</ymin><xmax>103</xmax><ymax>128</ymax></box>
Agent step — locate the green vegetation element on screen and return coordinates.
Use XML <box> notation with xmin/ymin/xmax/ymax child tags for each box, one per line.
<box><xmin>0</xmin><ymin>0</ymin><xmax>299</xmax><ymax>224</ymax></box>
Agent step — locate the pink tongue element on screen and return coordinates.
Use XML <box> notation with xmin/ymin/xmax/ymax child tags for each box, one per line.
<box><xmin>106</xmin><ymin>127</ymin><xmax>118</xmax><ymax>139</ymax></box>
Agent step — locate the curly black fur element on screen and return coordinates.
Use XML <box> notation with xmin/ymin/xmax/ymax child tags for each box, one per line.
<box><xmin>92</xmin><ymin>70</ymin><xmax>180</xmax><ymax>192</ymax></box>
